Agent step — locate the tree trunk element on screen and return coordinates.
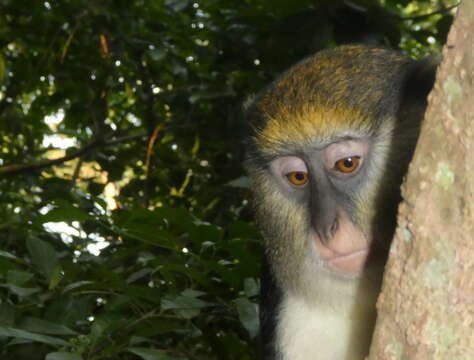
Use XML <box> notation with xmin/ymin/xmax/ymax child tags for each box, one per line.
<box><xmin>368</xmin><ymin>1</ymin><xmax>474</xmax><ymax>359</ymax></box>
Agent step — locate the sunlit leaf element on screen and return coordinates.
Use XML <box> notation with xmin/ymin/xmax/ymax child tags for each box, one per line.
<box><xmin>38</xmin><ymin>201</ymin><xmax>90</xmax><ymax>223</ymax></box>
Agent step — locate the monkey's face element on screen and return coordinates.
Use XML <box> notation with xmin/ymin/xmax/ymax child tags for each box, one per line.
<box><xmin>245</xmin><ymin>46</ymin><xmax>425</xmax><ymax>298</ymax></box>
<box><xmin>268</xmin><ymin>139</ymin><xmax>371</xmax><ymax>276</ymax></box>
<box><xmin>247</xmin><ymin>117</ymin><xmax>401</xmax><ymax>298</ymax></box>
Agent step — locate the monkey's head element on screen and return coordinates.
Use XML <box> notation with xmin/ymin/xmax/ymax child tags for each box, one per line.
<box><xmin>245</xmin><ymin>45</ymin><xmax>435</xmax><ymax>300</ymax></box>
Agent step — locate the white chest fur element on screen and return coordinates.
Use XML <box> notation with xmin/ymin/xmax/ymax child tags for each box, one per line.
<box><xmin>276</xmin><ymin>283</ymin><xmax>378</xmax><ymax>360</ymax></box>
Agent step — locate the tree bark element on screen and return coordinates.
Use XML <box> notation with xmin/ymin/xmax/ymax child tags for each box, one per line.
<box><xmin>368</xmin><ymin>1</ymin><xmax>474</xmax><ymax>359</ymax></box>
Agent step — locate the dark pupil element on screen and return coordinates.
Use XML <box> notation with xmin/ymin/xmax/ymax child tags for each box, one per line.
<box><xmin>294</xmin><ymin>172</ymin><xmax>305</xmax><ymax>181</ymax></box>
<box><xmin>343</xmin><ymin>158</ymin><xmax>353</xmax><ymax>168</ymax></box>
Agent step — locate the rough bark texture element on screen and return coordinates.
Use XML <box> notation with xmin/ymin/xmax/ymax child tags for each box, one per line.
<box><xmin>368</xmin><ymin>1</ymin><xmax>474</xmax><ymax>359</ymax></box>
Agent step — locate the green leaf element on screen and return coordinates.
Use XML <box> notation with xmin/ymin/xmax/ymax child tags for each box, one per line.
<box><xmin>110</xmin><ymin>225</ymin><xmax>175</xmax><ymax>249</ymax></box>
<box><xmin>181</xmin><ymin>288</ymin><xmax>206</xmax><ymax>298</ymax></box>
<box><xmin>62</xmin><ymin>281</ymin><xmax>94</xmax><ymax>293</ymax></box>
<box><xmin>161</xmin><ymin>293</ymin><xmax>214</xmax><ymax>311</ymax></box>
<box><xmin>48</xmin><ymin>264</ymin><xmax>63</xmax><ymax>290</ymax></box>
<box><xmin>188</xmin><ymin>90</ymin><xmax>235</xmax><ymax>104</ymax></box>
<box><xmin>228</xmin><ymin>221</ymin><xmax>259</xmax><ymax>239</ymax></box>
<box><xmin>0</xmin><ymin>303</ymin><xmax>15</xmax><ymax>326</ymax></box>
<box><xmin>44</xmin><ymin>296</ymin><xmax>95</xmax><ymax>327</ymax></box>
<box><xmin>26</xmin><ymin>237</ymin><xmax>61</xmax><ymax>282</ymax></box>
<box><xmin>90</xmin><ymin>312</ymin><xmax>128</xmax><ymax>340</ymax></box>
<box><xmin>38</xmin><ymin>200</ymin><xmax>90</xmax><ymax>223</ymax></box>
<box><xmin>128</xmin><ymin>347</ymin><xmax>185</xmax><ymax>360</ymax></box>
<box><xmin>20</xmin><ymin>317</ymin><xmax>77</xmax><ymax>336</ymax></box>
<box><xmin>126</xmin><ymin>268</ymin><xmax>153</xmax><ymax>284</ymax></box>
<box><xmin>7</xmin><ymin>270</ymin><xmax>34</xmax><ymax>286</ymax></box>
<box><xmin>0</xmin><ymin>326</ymin><xmax>68</xmax><ymax>346</ymax></box>
<box><xmin>161</xmin><ymin>291</ymin><xmax>215</xmax><ymax>319</ymax></box>
<box><xmin>46</xmin><ymin>352</ymin><xmax>83</xmax><ymax>360</ymax></box>
<box><xmin>0</xmin><ymin>250</ymin><xmax>21</xmax><ymax>261</ymax></box>
<box><xmin>226</xmin><ymin>176</ymin><xmax>250</xmax><ymax>189</ymax></box>
<box><xmin>1</xmin><ymin>284</ymin><xmax>41</xmax><ymax>297</ymax></box>
<box><xmin>190</xmin><ymin>223</ymin><xmax>223</xmax><ymax>244</ymax></box>
<box><xmin>243</xmin><ymin>278</ymin><xmax>259</xmax><ymax>298</ymax></box>
<box><xmin>149</xmin><ymin>48</ymin><xmax>167</xmax><ymax>62</ymax></box>
<box><xmin>234</xmin><ymin>298</ymin><xmax>259</xmax><ymax>339</ymax></box>
<box><xmin>164</xmin><ymin>0</ymin><xmax>189</xmax><ymax>12</ymax></box>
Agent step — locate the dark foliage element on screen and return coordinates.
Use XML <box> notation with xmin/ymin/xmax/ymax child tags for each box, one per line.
<box><xmin>0</xmin><ymin>0</ymin><xmax>453</xmax><ymax>359</ymax></box>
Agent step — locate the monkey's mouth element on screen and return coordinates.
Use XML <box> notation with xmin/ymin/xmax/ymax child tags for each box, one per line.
<box><xmin>310</xmin><ymin>224</ymin><xmax>370</xmax><ymax>275</ymax></box>
<box><xmin>325</xmin><ymin>249</ymin><xmax>369</xmax><ymax>275</ymax></box>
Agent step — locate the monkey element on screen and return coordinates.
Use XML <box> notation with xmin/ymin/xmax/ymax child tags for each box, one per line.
<box><xmin>244</xmin><ymin>45</ymin><xmax>437</xmax><ymax>360</ymax></box>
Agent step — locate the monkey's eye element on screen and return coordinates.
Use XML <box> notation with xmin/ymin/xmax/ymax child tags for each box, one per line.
<box><xmin>286</xmin><ymin>171</ymin><xmax>309</xmax><ymax>186</ymax></box>
<box><xmin>334</xmin><ymin>156</ymin><xmax>360</xmax><ymax>173</ymax></box>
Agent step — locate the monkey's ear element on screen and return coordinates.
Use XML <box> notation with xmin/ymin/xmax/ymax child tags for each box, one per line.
<box><xmin>403</xmin><ymin>55</ymin><xmax>440</xmax><ymax>102</ymax></box>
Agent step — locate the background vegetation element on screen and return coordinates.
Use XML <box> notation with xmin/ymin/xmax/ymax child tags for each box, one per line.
<box><xmin>0</xmin><ymin>1</ymin><xmax>455</xmax><ymax>359</ymax></box>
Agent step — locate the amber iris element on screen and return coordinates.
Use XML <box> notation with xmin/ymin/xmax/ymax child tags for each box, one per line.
<box><xmin>286</xmin><ymin>171</ymin><xmax>309</xmax><ymax>186</ymax></box>
<box><xmin>334</xmin><ymin>156</ymin><xmax>360</xmax><ymax>173</ymax></box>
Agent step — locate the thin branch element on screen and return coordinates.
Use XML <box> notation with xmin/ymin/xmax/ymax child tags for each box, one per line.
<box><xmin>342</xmin><ymin>0</ymin><xmax>458</xmax><ymax>22</ymax></box>
<box><xmin>402</xmin><ymin>3</ymin><xmax>459</xmax><ymax>21</ymax></box>
<box><xmin>136</xmin><ymin>53</ymin><xmax>161</xmax><ymax>209</ymax></box>
<box><xmin>0</xmin><ymin>133</ymin><xmax>147</xmax><ymax>176</ymax></box>
<box><xmin>104</xmin><ymin>132</ymin><xmax>146</xmax><ymax>146</ymax></box>
<box><xmin>70</xmin><ymin>156</ymin><xmax>83</xmax><ymax>187</ymax></box>
<box><xmin>0</xmin><ymin>139</ymin><xmax>102</xmax><ymax>175</ymax></box>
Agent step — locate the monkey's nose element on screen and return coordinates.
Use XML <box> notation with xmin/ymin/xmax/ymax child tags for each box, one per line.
<box><xmin>316</xmin><ymin>216</ymin><xmax>339</xmax><ymax>245</ymax></box>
